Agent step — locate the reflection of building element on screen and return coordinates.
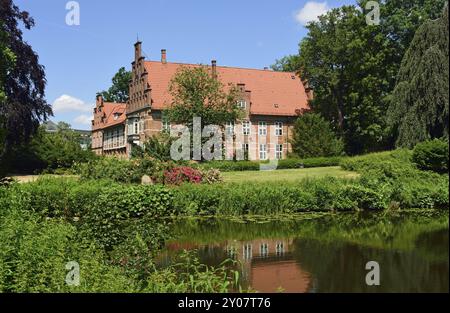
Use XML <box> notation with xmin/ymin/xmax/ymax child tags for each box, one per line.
<box><xmin>164</xmin><ymin>238</ymin><xmax>311</xmax><ymax>293</ymax></box>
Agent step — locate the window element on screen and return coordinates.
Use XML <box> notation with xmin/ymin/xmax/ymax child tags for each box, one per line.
<box><xmin>258</xmin><ymin>121</ymin><xmax>267</xmax><ymax>136</ymax></box>
<box><xmin>225</xmin><ymin>122</ymin><xmax>234</xmax><ymax>136</ymax></box>
<box><xmin>276</xmin><ymin>144</ymin><xmax>283</xmax><ymax>160</ymax></box>
<box><xmin>134</xmin><ymin>121</ymin><xmax>139</xmax><ymax>135</ymax></box>
<box><xmin>242</xmin><ymin>121</ymin><xmax>251</xmax><ymax>135</ymax></box>
<box><xmin>139</xmin><ymin>120</ymin><xmax>144</xmax><ymax>133</ymax></box>
<box><xmin>243</xmin><ymin>244</ymin><xmax>252</xmax><ymax>261</ymax></box>
<box><xmin>259</xmin><ymin>144</ymin><xmax>267</xmax><ymax>160</ymax></box>
<box><xmin>237</xmin><ymin>100</ymin><xmax>247</xmax><ymax>109</ymax></box>
<box><xmin>276</xmin><ymin>242</ymin><xmax>284</xmax><ymax>256</ymax></box>
<box><xmin>260</xmin><ymin>243</ymin><xmax>269</xmax><ymax>258</ymax></box>
<box><xmin>242</xmin><ymin>143</ymin><xmax>249</xmax><ymax>160</ymax></box>
<box><xmin>275</xmin><ymin>122</ymin><xmax>283</xmax><ymax>136</ymax></box>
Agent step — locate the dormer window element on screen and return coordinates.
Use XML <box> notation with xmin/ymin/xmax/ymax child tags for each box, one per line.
<box><xmin>113</xmin><ymin>113</ymin><xmax>120</xmax><ymax>121</ymax></box>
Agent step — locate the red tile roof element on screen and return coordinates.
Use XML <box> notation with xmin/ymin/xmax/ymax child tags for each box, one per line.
<box><xmin>144</xmin><ymin>61</ymin><xmax>309</xmax><ymax>116</ymax></box>
<box><xmin>93</xmin><ymin>102</ymin><xmax>126</xmax><ymax>130</ymax></box>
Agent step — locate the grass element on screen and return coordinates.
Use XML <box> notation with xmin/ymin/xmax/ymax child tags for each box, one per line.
<box><xmin>221</xmin><ymin>166</ymin><xmax>359</xmax><ymax>183</ymax></box>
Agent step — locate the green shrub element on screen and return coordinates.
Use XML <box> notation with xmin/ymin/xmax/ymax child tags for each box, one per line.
<box><xmin>198</xmin><ymin>156</ymin><xmax>342</xmax><ymax>172</ymax></box>
<box><xmin>0</xmin><ymin>208</ymin><xmax>135</xmax><ymax>292</ymax></box>
<box><xmin>412</xmin><ymin>139</ymin><xmax>449</xmax><ymax>173</ymax></box>
<box><xmin>5</xmin><ymin>177</ymin><xmax>118</xmax><ymax>219</ymax></box>
<box><xmin>74</xmin><ymin>157</ymin><xmax>157</xmax><ymax>184</ymax></box>
<box><xmin>290</xmin><ymin>112</ymin><xmax>344</xmax><ymax>158</ymax></box>
<box><xmin>81</xmin><ymin>185</ymin><xmax>173</xmax><ymax>249</ymax></box>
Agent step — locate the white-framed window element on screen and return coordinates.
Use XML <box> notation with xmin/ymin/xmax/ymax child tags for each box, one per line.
<box><xmin>237</xmin><ymin>100</ymin><xmax>247</xmax><ymax>109</ymax></box>
<box><xmin>275</xmin><ymin>122</ymin><xmax>283</xmax><ymax>136</ymax></box>
<box><xmin>225</xmin><ymin>122</ymin><xmax>234</xmax><ymax>136</ymax></box>
<box><xmin>259</xmin><ymin>144</ymin><xmax>267</xmax><ymax>160</ymax></box>
<box><xmin>139</xmin><ymin>120</ymin><xmax>144</xmax><ymax>133</ymax></box>
<box><xmin>258</xmin><ymin>121</ymin><xmax>267</xmax><ymax>136</ymax></box>
<box><xmin>242</xmin><ymin>121</ymin><xmax>251</xmax><ymax>135</ymax></box>
<box><xmin>243</xmin><ymin>244</ymin><xmax>252</xmax><ymax>260</ymax></box>
<box><xmin>260</xmin><ymin>243</ymin><xmax>269</xmax><ymax>258</ymax></box>
<box><xmin>276</xmin><ymin>242</ymin><xmax>284</xmax><ymax>256</ymax></box>
<box><xmin>134</xmin><ymin>121</ymin><xmax>139</xmax><ymax>135</ymax></box>
<box><xmin>276</xmin><ymin>144</ymin><xmax>283</xmax><ymax>160</ymax></box>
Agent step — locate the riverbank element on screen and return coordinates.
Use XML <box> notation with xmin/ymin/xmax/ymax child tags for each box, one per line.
<box><xmin>0</xmin><ymin>148</ymin><xmax>447</xmax><ymax>292</ymax></box>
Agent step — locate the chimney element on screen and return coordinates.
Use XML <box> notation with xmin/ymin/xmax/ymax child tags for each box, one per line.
<box><xmin>161</xmin><ymin>49</ymin><xmax>167</xmax><ymax>64</ymax></box>
<box><xmin>211</xmin><ymin>60</ymin><xmax>217</xmax><ymax>78</ymax></box>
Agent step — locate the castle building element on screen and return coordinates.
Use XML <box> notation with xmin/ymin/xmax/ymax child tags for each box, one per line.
<box><xmin>92</xmin><ymin>41</ymin><xmax>312</xmax><ymax>160</ymax></box>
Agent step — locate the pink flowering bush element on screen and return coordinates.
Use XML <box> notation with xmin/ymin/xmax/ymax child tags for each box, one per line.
<box><xmin>164</xmin><ymin>166</ymin><xmax>203</xmax><ymax>185</ymax></box>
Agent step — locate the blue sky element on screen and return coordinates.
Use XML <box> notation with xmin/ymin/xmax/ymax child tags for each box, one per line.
<box><xmin>15</xmin><ymin>0</ymin><xmax>354</xmax><ymax>130</ymax></box>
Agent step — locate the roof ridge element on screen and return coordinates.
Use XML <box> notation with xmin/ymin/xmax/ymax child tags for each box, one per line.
<box><xmin>144</xmin><ymin>60</ymin><xmax>298</xmax><ymax>75</ymax></box>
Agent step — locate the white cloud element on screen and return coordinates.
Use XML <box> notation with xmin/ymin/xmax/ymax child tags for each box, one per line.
<box><xmin>294</xmin><ymin>1</ymin><xmax>330</xmax><ymax>25</ymax></box>
<box><xmin>74</xmin><ymin>114</ymin><xmax>93</xmax><ymax>125</ymax></box>
<box><xmin>52</xmin><ymin>94</ymin><xmax>92</xmax><ymax>113</ymax></box>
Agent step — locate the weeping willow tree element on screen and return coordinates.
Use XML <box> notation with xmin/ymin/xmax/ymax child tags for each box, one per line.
<box><xmin>387</xmin><ymin>6</ymin><xmax>449</xmax><ymax>148</ymax></box>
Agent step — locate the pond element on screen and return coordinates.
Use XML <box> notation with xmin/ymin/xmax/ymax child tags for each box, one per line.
<box><xmin>157</xmin><ymin>211</ymin><xmax>449</xmax><ymax>293</ymax></box>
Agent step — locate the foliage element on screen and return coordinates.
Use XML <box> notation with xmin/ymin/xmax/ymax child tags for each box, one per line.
<box><xmin>81</xmin><ymin>184</ymin><xmax>173</xmax><ymax>250</ymax></box>
<box><xmin>143</xmin><ymin>251</ymin><xmax>240</xmax><ymax>293</ymax></box>
<box><xmin>340</xmin><ymin>149</ymin><xmax>449</xmax><ymax>210</ymax></box>
<box><xmin>200</xmin><ymin>168</ymin><xmax>223</xmax><ymax>184</ymax></box>
<box><xmin>412</xmin><ymin>139</ymin><xmax>449</xmax><ymax>173</ymax></box>
<box><xmin>291</xmin><ymin>112</ymin><xmax>344</xmax><ymax>158</ymax></box>
<box><xmin>276</xmin><ymin>0</ymin><xmax>447</xmax><ymax>154</ymax></box>
<box><xmin>164</xmin><ymin>166</ymin><xmax>203</xmax><ymax>185</ymax></box>
<box><xmin>3</xmin><ymin>123</ymin><xmax>95</xmax><ymax>173</ymax></box>
<box><xmin>387</xmin><ymin>7</ymin><xmax>449</xmax><ymax>147</ymax></box>
<box><xmin>0</xmin><ymin>23</ymin><xmax>15</xmax><ymax>104</ymax></box>
<box><xmin>140</xmin><ymin>132</ymin><xmax>174</xmax><ymax>162</ymax></box>
<box><xmin>198</xmin><ymin>156</ymin><xmax>343</xmax><ymax>172</ymax></box>
<box><xmin>0</xmin><ymin>1</ymin><xmax>52</xmax><ymax>164</ymax></box>
<box><xmin>270</xmin><ymin>55</ymin><xmax>300</xmax><ymax>72</ymax></box>
<box><xmin>99</xmin><ymin>67</ymin><xmax>131</xmax><ymax>103</ymax></box>
<box><xmin>0</xmin><ymin>180</ymin><xmax>242</xmax><ymax>293</ymax></box>
<box><xmin>75</xmin><ymin>156</ymin><xmax>158</xmax><ymax>184</ymax></box>
<box><xmin>0</xmin><ymin>207</ymin><xmax>136</xmax><ymax>292</ymax></box>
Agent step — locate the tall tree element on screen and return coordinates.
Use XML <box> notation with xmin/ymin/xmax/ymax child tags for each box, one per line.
<box><xmin>271</xmin><ymin>55</ymin><xmax>300</xmax><ymax>72</ymax></box>
<box><xmin>387</xmin><ymin>6</ymin><xmax>449</xmax><ymax>148</ymax></box>
<box><xmin>165</xmin><ymin>66</ymin><xmax>241</xmax><ymax>129</ymax></box>
<box><xmin>274</xmin><ymin>0</ymin><xmax>447</xmax><ymax>154</ymax></box>
<box><xmin>0</xmin><ymin>0</ymin><xmax>52</xmax><ymax>162</ymax></box>
<box><xmin>99</xmin><ymin>67</ymin><xmax>131</xmax><ymax>103</ymax></box>
<box><xmin>165</xmin><ymin>66</ymin><xmax>242</xmax><ymax>160</ymax></box>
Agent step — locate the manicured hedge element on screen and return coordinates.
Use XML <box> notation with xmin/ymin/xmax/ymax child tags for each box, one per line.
<box><xmin>198</xmin><ymin>156</ymin><xmax>343</xmax><ymax>172</ymax></box>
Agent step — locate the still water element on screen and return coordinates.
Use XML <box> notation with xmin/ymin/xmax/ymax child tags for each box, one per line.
<box><xmin>157</xmin><ymin>211</ymin><xmax>449</xmax><ymax>293</ymax></box>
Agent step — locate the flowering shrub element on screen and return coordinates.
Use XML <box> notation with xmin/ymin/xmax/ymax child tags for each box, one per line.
<box><xmin>164</xmin><ymin>166</ymin><xmax>203</xmax><ymax>185</ymax></box>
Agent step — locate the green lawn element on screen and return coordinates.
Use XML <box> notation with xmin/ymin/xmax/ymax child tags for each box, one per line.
<box><xmin>222</xmin><ymin>166</ymin><xmax>359</xmax><ymax>183</ymax></box>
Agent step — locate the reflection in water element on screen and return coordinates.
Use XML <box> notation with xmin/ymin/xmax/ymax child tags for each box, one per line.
<box><xmin>157</xmin><ymin>211</ymin><xmax>449</xmax><ymax>293</ymax></box>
